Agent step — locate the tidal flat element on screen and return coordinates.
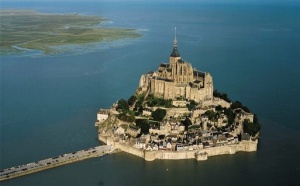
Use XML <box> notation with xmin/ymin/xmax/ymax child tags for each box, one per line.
<box><xmin>0</xmin><ymin>10</ymin><xmax>141</xmax><ymax>55</ymax></box>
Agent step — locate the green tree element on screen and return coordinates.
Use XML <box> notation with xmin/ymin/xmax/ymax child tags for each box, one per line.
<box><xmin>119</xmin><ymin>113</ymin><xmax>135</xmax><ymax>122</ymax></box>
<box><xmin>224</xmin><ymin>108</ymin><xmax>235</xmax><ymax>125</ymax></box>
<box><xmin>182</xmin><ymin>117</ymin><xmax>192</xmax><ymax>131</ymax></box>
<box><xmin>204</xmin><ymin>110</ymin><xmax>216</xmax><ymax>121</ymax></box>
<box><xmin>187</xmin><ymin>100</ymin><xmax>198</xmax><ymax>111</ymax></box>
<box><xmin>117</xmin><ymin>99</ymin><xmax>129</xmax><ymax>111</ymax></box>
<box><xmin>230</xmin><ymin>101</ymin><xmax>250</xmax><ymax>113</ymax></box>
<box><xmin>164</xmin><ymin>99</ymin><xmax>173</xmax><ymax>108</ymax></box>
<box><xmin>151</xmin><ymin>108</ymin><xmax>166</xmax><ymax>121</ymax></box>
<box><xmin>213</xmin><ymin>90</ymin><xmax>231</xmax><ymax>103</ymax></box>
<box><xmin>146</xmin><ymin>95</ymin><xmax>172</xmax><ymax>108</ymax></box>
<box><xmin>134</xmin><ymin>96</ymin><xmax>144</xmax><ymax>114</ymax></box>
<box><xmin>215</xmin><ymin>105</ymin><xmax>223</xmax><ymax>111</ymax></box>
<box><xmin>243</xmin><ymin>119</ymin><xmax>261</xmax><ymax>137</ymax></box>
<box><xmin>128</xmin><ymin>95</ymin><xmax>137</xmax><ymax>107</ymax></box>
<box><xmin>135</xmin><ymin>119</ymin><xmax>150</xmax><ymax>134</ymax></box>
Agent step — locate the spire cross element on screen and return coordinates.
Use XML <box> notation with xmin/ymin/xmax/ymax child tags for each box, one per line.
<box><xmin>175</xmin><ymin>27</ymin><xmax>177</xmax><ymax>41</ymax></box>
<box><xmin>174</xmin><ymin>27</ymin><xmax>177</xmax><ymax>47</ymax></box>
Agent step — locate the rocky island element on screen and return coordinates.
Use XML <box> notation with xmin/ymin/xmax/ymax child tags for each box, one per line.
<box><xmin>96</xmin><ymin>30</ymin><xmax>261</xmax><ymax>161</ymax></box>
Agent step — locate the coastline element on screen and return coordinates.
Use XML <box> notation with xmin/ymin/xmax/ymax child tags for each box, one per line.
<box><xmin>0</xmin><ymin>9</ymin><xmax>141</xmax><ymax>55</ymax></box>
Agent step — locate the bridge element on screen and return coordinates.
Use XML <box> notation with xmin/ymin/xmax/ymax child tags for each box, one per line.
<box><xmin>0</xmin><ymin>145</ymin><xmax>114</xmax><ymax>182</ymax></box>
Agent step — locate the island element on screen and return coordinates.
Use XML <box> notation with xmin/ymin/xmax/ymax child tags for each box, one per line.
<box><xmin>96</xmin><ymin>30</ymin><xmax>261</xmax><ymax>161</ymax></box>
<box><xmin>0</xmin><ymin>10</ymin><xmax>141</xmax><ymax>55</ymax></box>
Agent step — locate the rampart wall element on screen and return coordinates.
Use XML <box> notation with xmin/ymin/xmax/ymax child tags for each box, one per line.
<box><xmin>101</xmin><ymin>135</ymin><xmax>258</xmax><ymax>161</ymax></box>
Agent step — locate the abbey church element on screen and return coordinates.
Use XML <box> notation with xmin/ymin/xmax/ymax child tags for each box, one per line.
<box><xmin>138</xmin><ymin>29</ymin><xmax>214</xmax><ymax>103</ymax></box>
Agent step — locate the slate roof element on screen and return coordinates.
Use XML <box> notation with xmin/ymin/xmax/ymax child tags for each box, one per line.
<box><xmin>241</xmin><ymin>133</ymin><xmax>251</xmax><ymax>141</ymax></box>
<box><xmin>160</xmin><ymin>63</ymin><xmax>169</xmax><ymax>68</ymax></box>
<box><xmin>170</xmin><ymin>46</ymin><xmax>180</xmax><ymax>57</ymax></box>
<box><xmin>193</xmin><ymin>70</ymin><xmax>205</xmax><ymax>77</ymax></box>
<box><xmin>166</xmin><ymin>68</ymin><xmax>172</xmax><ymax>72</ymax></box>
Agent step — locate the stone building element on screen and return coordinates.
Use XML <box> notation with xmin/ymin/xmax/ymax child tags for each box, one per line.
<box><xmin>126</xmin><ymin>125</ymin><xmax>141</xmax><ymax>137</ymax></box>
<box><xmin>138</xmin><ymin>29</ymin><xmax>213</xmax><ymax>103</ymax></box>
<box><xmin>97</xmin><ymin>109</ymin><xmax>109</xmax><ymax>122</ymax></box>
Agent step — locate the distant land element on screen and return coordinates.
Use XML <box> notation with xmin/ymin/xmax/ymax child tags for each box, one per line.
<box><xmin>0</xmin><ymin>10</ymin><xmax>141</xmax><ymax>55</ymax></box>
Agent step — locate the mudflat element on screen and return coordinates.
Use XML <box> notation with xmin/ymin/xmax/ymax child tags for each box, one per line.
<box><xmin>0</xmin><ymin>10</ymin><xmax>141</xmax><ymax>55</ymax></box>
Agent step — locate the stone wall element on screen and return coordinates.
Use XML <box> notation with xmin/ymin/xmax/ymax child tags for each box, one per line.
<box><xmin>111</xmin><ymin>140</ymin><xmax>258</xmax><ymax>161</ymax></box>
<box><xmin>154</xmin><ymin>150</ymin><xmax>196</xmax><ymax>160</ymax></box>
<box><xmin>213</xmin><ymin>97</ymin><xmax>231</xmax><ymax>108</ymax></box>
<box><xmin>196</xmin><ymin>140</ymin><xmax>258</xmax><ymax>159</ymax></box>
<box><xmin>115</xmin><ymin>143</ymin><xmax>145</xmax><ymax>158</ymax></box>
<box><xmin>166</xmin><ymin>107</ymin><xmax>190</xmax><ymax>116</ymax></box>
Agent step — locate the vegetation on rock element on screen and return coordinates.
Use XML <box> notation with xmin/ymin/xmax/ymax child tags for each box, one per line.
<box><xmin>182</xmin><ymin>117</ymin><xmax>192</xmax><ymax>131</ymax></box>
<box><xmin>146</xmin><ymin>95</ymin><xmax>172</xmax><ymax>108</ymax></box>
<box><xmin>230</xmin><ymin>101</ymin><xmax>250</xmax><ymax>113</ymax></box>
<box><xmin>243</xmin><ymin>115</ymin><xmax>261</xmax><ymax>137</ymax></box>
<box><xmin>187</xmin><ymin>100</ymin><xmax>198</xmax><ymax>111</ymax></box>
<box><xmin>151</xmin><ymin>108</ymin><xmax>166</xmax><ymax>121</ymax></box>
<box><xmin>213</xmin><ymin>90</ymin><xmax>231</xmax><ymax>103</ymax></box>
<box><xmin>117</xmin><ymin>99</ymin><xmax>129</xmax><ymax>111</ymax></box>
<box><xmin>135</xmin><ymin>119</ymin><xmax>150</xmax><ymax>134</ymax></box>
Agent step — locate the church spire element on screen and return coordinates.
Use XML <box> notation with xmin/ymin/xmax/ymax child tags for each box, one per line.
<box><xmin>174</xmin><ymin>27</ymin><xmax>177</xmax><ymax>48</ymax></box>
<box><xmin>170</xmin><ymin>27</ymin><xmax>180</xmax><ymax>57</ymax></box>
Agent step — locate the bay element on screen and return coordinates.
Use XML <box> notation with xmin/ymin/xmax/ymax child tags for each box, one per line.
<box><xmin>1</xmin><ymin>1</ymin><xmax>300</xmax><ymax>185</ymax></box>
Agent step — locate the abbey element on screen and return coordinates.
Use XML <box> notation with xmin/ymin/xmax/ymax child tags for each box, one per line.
<box><xmin>95</xmin><ymin>29</ymin><xmax>260</xmax><ymax>162</ymax></box>
<box><xmin>138</xmin><ymin>30</ymin><xmax>213</xmax><ymax>103</ymax></box>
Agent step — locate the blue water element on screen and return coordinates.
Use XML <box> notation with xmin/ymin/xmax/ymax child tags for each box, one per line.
<box><xmin>1</xmin><ymin>1</ymin><xmax>300</xmax><ymax>185</ymax></box>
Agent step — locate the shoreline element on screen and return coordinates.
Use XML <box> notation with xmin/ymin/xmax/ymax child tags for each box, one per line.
<box><xmin>0</xmin><ymin>9</ymin><xmax>142</xmax><ymax>56</ymax></box>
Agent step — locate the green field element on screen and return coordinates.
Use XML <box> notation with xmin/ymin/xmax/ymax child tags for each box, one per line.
<box><xmin>0</xmin><ymin>10</ymin><xmax>141</xmax><ymax>55</ymax></box>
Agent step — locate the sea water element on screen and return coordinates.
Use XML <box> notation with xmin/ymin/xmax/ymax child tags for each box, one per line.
<box><xmin>1</xmin><ymin>1</ymin><xmax>300</xmax><ymax>185</ymax></box>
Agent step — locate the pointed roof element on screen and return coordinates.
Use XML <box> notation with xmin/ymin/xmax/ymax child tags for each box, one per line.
<box><xmin>170</xmin><ymin>27</ymin><xmax>180</xmax><ymax>57</ymax></box>
<box><xmin>170</xmin><ymin>46</ymin><xmax>180</xmax><ymax>57</ymax></box>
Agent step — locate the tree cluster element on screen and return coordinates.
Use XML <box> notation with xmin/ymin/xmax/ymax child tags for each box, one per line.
<box><xmin>187</xmin><ymin>100</ymin><xmax>198</xmax><ymax>111</ymax></box>
<box><xmin>117</xmin><ymin>98</ymin><xmax>135</xmax><ymax>122</ymax></box>
<box><xmin>204</xmin><ymin>110</ymin><xmax>218</xmax><ymax>121</ymax></box>
<box><xmin>127</xmin><ymin>95</ymin><xmax>137</xmax><ymax>107</ymax></box>
<box><xmin>230</xmin><ymin>101</ymin><xmax>250</xmax><ymax>113</ymax></box>
<box><xmin>135</xmin><ymin>119</ymin><xmax>150</xmax><ymax>134</ymax></box>
<box><xmin>151</xmin><ymin>108</ymin><xmax>166</xmax><ymax>121</ymax></box>
<box><xmin>146</xmin><ymin>95</ymin><xmax>172</xmax><ymax>108</ymax></box>
<box><xmin>182</xmin><ymin>117</ymin><xmax>192</xmax><ymax>131</ymax></box>
<box><xmin>224</xmin><ymin>108</ymin><xmax>235</xmax><ymax>125</ymax></box>
<box><xmin>117</xmin><ymin>99</ymin><xmax>129</xmax><ymax>111</ymax></box>
<box><xmin>243</xmin><ymin>119</ymin><xmax>261</xmax><ymax>137</ymax></box>
<box><xmin>212</xmin><ymin>106</ymin><xmax>235</xmax><ymax>125</ymax></box>
<box><xmin>118</xmin><ymin>113</ymin><xmax>135</xmax><ymax>123</ymax></box>
<box><xmin>134</xmin><ymin>94</ymin><xmax>144</xmax><ymax>114</ymax></box>
<box><xmin>213</xmin><ymin>90</ymin><xmax>231</xmax><ymax>103</ymax></box>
